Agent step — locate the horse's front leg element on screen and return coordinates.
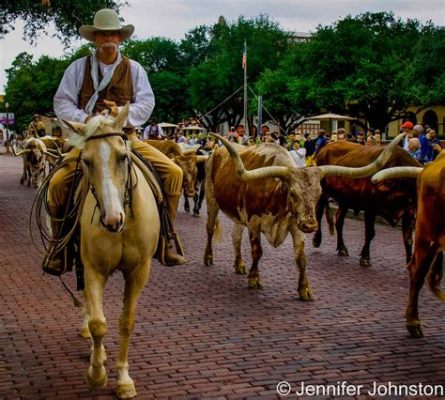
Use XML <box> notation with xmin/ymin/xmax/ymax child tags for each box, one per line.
<box><xmin>117</xmin><ymin>262</ymin><xmax>150</xmax><ymax>399</ymax></box>
<box><xmin>84</xmin><ymin>268</ymin><xmax>108</xmax><ymax>389</ymax></box>
<box><xmin>80</xmin><ymin>291</ymin><xmax>91</xmax><ymax>338</ymax></box>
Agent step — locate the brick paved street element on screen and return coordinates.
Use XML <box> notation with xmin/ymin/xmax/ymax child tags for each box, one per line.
<box><xmin>0</xmin><ymin>153</ymin><xmax>444</xmax><ymax>400</ymax></box>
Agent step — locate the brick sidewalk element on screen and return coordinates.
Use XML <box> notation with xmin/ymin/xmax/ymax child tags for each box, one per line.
<box><xmin>0</xmin><ymin>154</ymin><xmax>444</xmax><ymax>400</ymax></box>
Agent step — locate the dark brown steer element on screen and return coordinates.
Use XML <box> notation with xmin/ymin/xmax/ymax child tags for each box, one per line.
<box><xmin>314</xmin><ymin>141</ymin><xmax>421</xmax><ymax>266</ymax></box>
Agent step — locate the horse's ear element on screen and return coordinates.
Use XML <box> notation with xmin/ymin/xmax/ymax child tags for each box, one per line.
<box><xmin>114</xmin><ymin>102</ymin><xmax>130</xmax><ymax>131</ymax></box>
<box><xmin>63</xmin><ymin>120</ymin><xmax>86</xmax><ymax>135</ymax></box>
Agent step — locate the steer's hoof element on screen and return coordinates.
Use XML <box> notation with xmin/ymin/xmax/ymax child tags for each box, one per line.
<box><xmin>407</xmin><ymin>321</ymin><xmax>424</xmax><ymax>338</ymax></box>
<box><xmin>298</xmin><ymin>287</ymin><xmax>314</xmax><ymax>301</ymax></box>
<box><xmin>338</xmin><ymin>249</ymin><xmax>349</xmax><ymax>257</ymax></box>
<box><xmin>234</xmin><ymin>260</ymin><xmax>247</xmax><ymax>275</ymax></box>
<box><xmin>117</xmin><ymin>380</ymin><xmax>137</xmax><ymax>399</ymax></box>
<box><xmin>87</xmin><ymin>365</ymin><xmax>108</xmax><ymax>389</ymax></box>
<box><xmin>203</xmin><ymin>253</ymin><xmax>213</xmax><ymax>266</ymax></box>
<box><xmin>248</xmin><ymin>276</ymin><xmax>262</xmax><ymax>289</ymax></box>
<box><xmin>359</xmin><ymin>257</ymin><xmax>371</xmax><ymax>267</ymax></box>
<box><xmin>312</xmin><ymin>236</ymin><xmax>321</xmax><ymax>248</ymax></box>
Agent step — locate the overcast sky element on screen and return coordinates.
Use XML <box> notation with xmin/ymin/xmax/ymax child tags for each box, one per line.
<box><xmin>1</xmin><ymin>0</ymin><xmax>444</xmax><ymax>91</ymax></box>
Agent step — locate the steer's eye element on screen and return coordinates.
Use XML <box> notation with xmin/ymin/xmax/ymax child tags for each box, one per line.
<box><xmin>119</xmin><ymin>154</ymin><xmax>128</xmax><ymax>163</ymax></box>
<box><xmin>83</xmin><ymin>158</ymin><xmax>91</xmax><ymax>167</ymax></box>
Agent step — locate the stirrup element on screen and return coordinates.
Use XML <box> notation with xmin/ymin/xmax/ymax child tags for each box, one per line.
<box><xmin>42</xmin><ymin>244</ymin><xmax>73</xmax><ymax>276</ymax></box>
<box><xmin>156</xmin><ymin>232</ymin><xmax>186</xmax><ymax>267</ymax></box>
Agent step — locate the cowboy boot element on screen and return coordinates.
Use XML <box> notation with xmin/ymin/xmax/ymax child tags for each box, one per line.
<box><xmin>162</xmin><ymin>194</ymin><xmax>187</xmax><ymax>266</ymax></box>
<box><xmin>42</xmin><ymin>218</ymin><xmax>67</xmax><ymax>276</ymax></box>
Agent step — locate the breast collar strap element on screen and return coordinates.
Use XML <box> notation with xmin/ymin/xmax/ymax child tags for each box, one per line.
<box><xmin>86</xmin><ymin>132</ymin><xmax>128</xmax><ymax>141</ymax></box>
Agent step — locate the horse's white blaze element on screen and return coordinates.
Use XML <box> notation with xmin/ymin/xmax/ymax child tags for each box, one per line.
<box><xmin>99</xmin><ymin>142</ymin><xmax>124</xmax><ymax>227</ymax></box>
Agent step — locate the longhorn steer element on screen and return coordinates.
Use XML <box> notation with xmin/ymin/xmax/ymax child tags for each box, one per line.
<box><xmin>144</xmin><ymin>139</ymin><xmax>208</xmax><ymax>215</ymax></box>
<box><xmin>314</xmin><ymin>141</ymin><xmax>421</xmax><ymax>266</ymax></box>
<box><xmin>13</xmin><ymin>138</ymin><xmax>48</xmax><ymax>188</ymax></box>
<box><xmin>372</xmin><ymin>158</ymin><xmax>444</xmax><ymax>338</ymax></box>
<box><xmin>204</xmin><ymin>133</ymin><xmax>404</xmax><ymax>300</ymax></box>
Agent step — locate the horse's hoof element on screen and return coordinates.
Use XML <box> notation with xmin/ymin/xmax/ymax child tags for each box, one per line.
<box><xmin>86</xmin><ymin>366</ymin><xmax>108</xmax><ymax>388</ymax></box>
<box><xmin>193</xmin><ymin>212</ymin><xmax>200</xmax><ymax>218</ymax></box>
<box><xmin>338</xmin><ymin>249</ymin><xmax>349</xmax><ymax>257</ymax></box>
<box><xmin>360</xmin><ymin>257</ymin><xmax>371</xmax><ymax>267</ymax></box>
<box><xmin>298</xmin><ymin>287</ymin><xmax>314</xmax><ymax>301</ymax></box>
<box><xmin>248</xmin><ymin>276</ymin><xmax>262</xmax><ymax>289</ymax></box>
<box><xmin>80</xmin><ymin>325</ymin><xmax>91</xmax><ymax>339</ymax></box>
<box><xmin>117</xmin><ymin>381</ymin><xmax>137</xmax><ymax>399</ymax></box>
<box><xmin>407</xmin><ymin>322</ymin><xmax>424</xmax><ymax>338</ymax></box>
<box><xmin>184</xmin><ymin>206</ymin><xmax>190</xmax><ymax>213</ymax></box>
<box><xmin>234</xmin><ymin>260</ymin><xmax>247</xmax><ymax>275</ymax></box>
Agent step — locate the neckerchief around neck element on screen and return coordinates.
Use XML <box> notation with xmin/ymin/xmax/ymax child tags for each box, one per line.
<box><xmin>85</xmin><ymin>50</ymin><xmax>123</xmax><ymax>115</ymax></box>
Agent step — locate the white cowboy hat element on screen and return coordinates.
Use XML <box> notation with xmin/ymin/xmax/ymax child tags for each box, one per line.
<box><xmin>79</xmin><ymin>9</ymin><xmax>134</xmax><ymax>42</ymax></box>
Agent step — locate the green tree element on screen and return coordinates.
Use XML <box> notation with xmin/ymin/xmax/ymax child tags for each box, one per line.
<box><xmin>288</xmin><ymin>12</ymin><xmax>431</xmax><ymax>130</ymax></box>
<box><xmin>0</xmin><ymin>0</ymin><xmax>127</xmax><ymax>44</ymax></box>
<box><xmin>4</xmin><ymin>46</ymin><xmax>91</xmax><ymax>130</ymax></box>
<box><xmin>186</xmin><ymin>15</ymin><xmax>290</xmax><ymax>131</ymax></box>
<box><xmin>406</xmin><ymin>25</ymin><xmax>445</xmax><ymax>106</ymax></box>
<box><xmin>121</xmin><ymin>37</ymin><xmax>191</xmax><ymax>122</ymax></box>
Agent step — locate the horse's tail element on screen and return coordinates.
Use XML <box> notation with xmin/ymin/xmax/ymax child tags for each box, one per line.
<box><xmin>214</xmin><ymin>217</ymin><xmax>222</xmax><ymax>242</ymax></box>
<box><xmin>427</xmin><ymin>252</ymin><xmax>445</xmax><ymax>301</ymax></box>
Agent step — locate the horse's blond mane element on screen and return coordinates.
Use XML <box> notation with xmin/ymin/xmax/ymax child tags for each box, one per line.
<box><xmin>68</xmin><ymin>114</ymin><xmax>115</xmax><ymax>149</ymax></box>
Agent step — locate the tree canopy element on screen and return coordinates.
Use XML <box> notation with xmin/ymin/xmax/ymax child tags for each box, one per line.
<box><xmin>0</xmin><ymin>0</ymin><xmax>126</xmax><ymax>44</ymax></box>
<box><xmin>3</xmin><ymin>12</ymin><xmax>445</xmax><ymax>133</ymax></box>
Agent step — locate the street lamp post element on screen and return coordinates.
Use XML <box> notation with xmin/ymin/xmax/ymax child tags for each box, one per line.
<box><xmin>4</xmin><ymin>102</ymin><xmax>10</xmax><ymax>140</ymax></box>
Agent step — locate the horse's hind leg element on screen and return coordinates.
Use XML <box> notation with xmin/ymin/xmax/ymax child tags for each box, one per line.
<box><xmin>84</xmin><ymin>269</ymin><xmax>108</xmax><ymax>388</ymax></box>
<box><xmin>116</xmin><ymin>263</ymin><xmax>150</xmax><ymax>399</ymax></box>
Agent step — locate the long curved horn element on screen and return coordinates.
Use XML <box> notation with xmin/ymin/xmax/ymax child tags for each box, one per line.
<box><xmin>372</xmin><ymin>166</ymin><xmax>423</xmax><ymax>183</ymax></box>
<box><xmin>182</xmin><ymin>149</ymin><xmax>198</xmax><ymax>155</ymax></box>
<box><xmin>196</xmin><ymin>155</ymin><xmax>209</xmax><ymax>163</ymax></box>
<box><xmin>318</xmin><ymin>133</ymin><xmax>406</xmax><ymax>178</ymax></box>
<box><xmin>13</xmin><ymin>148</ymin><xmax>31</xmax><ymax>157</ymax></box>
<box><xmin>210</xmin><ymin>133</ymin><xmax>289</xmax><ymax>180</ymax></box>
<box><xmin>43</xmin><ymin>150</ymin><xmax>61</xmax><ymax>159</ymax></box>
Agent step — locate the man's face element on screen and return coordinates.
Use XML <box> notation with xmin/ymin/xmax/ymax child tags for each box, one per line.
<box><xmin>94</xmin><ymin>31</ymin><xmax>121</xmax><ymax>52</ymax></box>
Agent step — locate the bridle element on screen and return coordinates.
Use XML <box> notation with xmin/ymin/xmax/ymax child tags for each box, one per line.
<box><xmin>84</xmin><ymin>132</ymin><xmax>136</xmax><ymax>226</ymax></box>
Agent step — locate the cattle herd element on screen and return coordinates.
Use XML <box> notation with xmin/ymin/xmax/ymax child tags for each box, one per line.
<box><xmin>10</xmin><ymin>122</ymin><xmax>445</xmax><ymax>399</ymax></box>
<box><xmin>11</xmin><ymin>130</ymin><xmax>444</xmax><ymax>342</ymax></box>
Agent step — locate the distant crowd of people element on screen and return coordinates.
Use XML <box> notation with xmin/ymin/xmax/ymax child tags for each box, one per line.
<box><xmin>9</xmin><ymin>113</ymin><xmax>444</xmax><ymax>168</ymax></box>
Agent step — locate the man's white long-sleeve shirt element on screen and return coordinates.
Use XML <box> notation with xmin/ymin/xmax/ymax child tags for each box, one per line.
<box><xmin>53</xmin><ymin>55</ymin><xmax>155</xmax><ymax>127</ymax></box>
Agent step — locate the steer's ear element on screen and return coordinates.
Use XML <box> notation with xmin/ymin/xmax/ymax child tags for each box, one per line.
<box><xmin>63</xmin><ymin>120</ymin><xmax>86</xmax><ymax>135</ymax></box>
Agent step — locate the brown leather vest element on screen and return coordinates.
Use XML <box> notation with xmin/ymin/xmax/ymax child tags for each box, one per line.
<box><xmin>78</xmin><ymin>55</ymin><xmax>133</xmax><ymax>113</ymax></box>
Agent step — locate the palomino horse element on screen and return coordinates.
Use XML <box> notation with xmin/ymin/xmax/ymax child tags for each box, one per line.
<box><xmin>63</xmin><ymin>103</ymin><xmax>160</xmax><ymax>398</ymax></box>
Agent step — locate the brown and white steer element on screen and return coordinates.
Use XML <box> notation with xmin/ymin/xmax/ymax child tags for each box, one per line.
<box><xmin>204</xmin><ymin>133</ymin><xmax>405</xmax><ymax>300</ymax></box>
<box><xmin>144</xmin><ymin>139</ymin><xmax>207</xmax><ymax>214</ymax></box>
<box><xmin>13</xmin><ymin>138</ymin><xmax>48</xmax><ymax>188</ymax></box>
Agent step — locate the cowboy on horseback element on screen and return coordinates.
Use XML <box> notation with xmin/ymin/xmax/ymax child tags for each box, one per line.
<box><xmin>44</xmin><ymin>8</ymin><xmax>186</xmax><ymax>275</ymax></box>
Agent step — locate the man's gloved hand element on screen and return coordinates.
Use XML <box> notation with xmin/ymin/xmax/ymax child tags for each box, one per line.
<box><xmin>103</xmin><ymin>99</ymin><xmax>119</xmax><ymax>117</ymax></box>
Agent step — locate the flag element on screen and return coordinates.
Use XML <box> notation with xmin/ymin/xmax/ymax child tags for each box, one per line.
<box><xmin>242</xmin><ymin>40</ymin><xmax>247</xmax><ymax>69</ymax></box>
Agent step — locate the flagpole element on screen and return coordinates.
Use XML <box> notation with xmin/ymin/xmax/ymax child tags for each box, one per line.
<box><xmin>243</xmin><ymin>39</ymin><xmax>248</xmax><ymax>135</ymax></box>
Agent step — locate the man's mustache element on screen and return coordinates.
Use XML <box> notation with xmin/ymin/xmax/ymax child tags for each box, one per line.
<box><xmin>99</xmin><ymin>42</ymin><xmax>118</xmax><ymax>51</ymax></box>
